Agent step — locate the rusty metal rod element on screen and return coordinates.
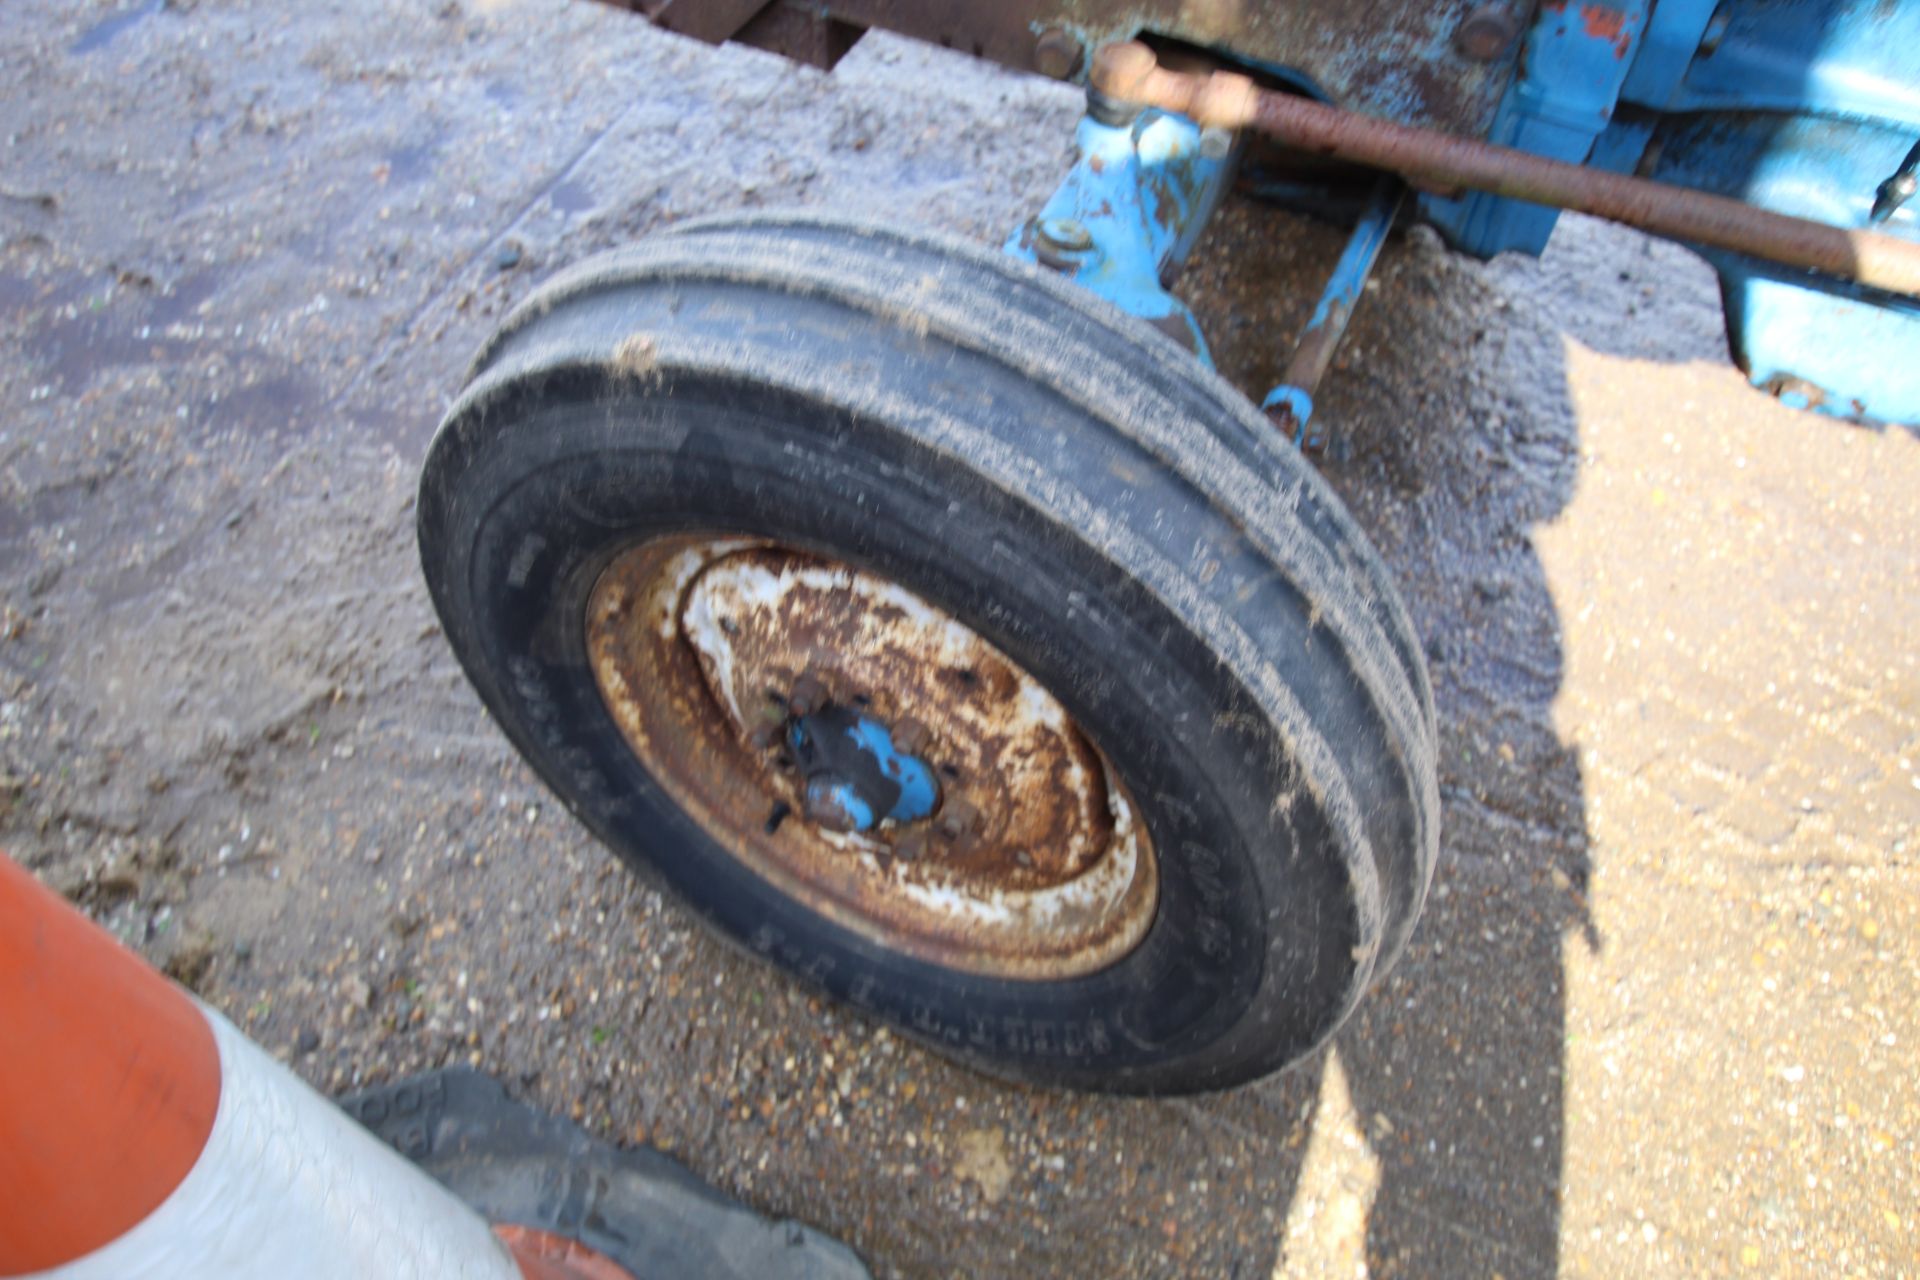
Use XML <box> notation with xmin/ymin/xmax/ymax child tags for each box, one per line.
<box><xmin>1090</xmin><ymin>42</ymin><xmax>1920</xmax><ymax>300</ymax></box>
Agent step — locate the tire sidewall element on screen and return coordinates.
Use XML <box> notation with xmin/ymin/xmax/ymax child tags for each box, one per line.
<box><xmin>424</xmin><ymin>376</ymin><xmax>1362</xmax><ymax>1092</ymax></box>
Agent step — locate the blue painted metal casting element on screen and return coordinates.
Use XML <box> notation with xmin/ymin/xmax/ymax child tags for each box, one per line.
<box><xmin>1637</xmin><ymin>111</ymin><xmax>1920</xmax><ymax>422</ymax></box>
<box><xmin>1005</xmin><ymin>106</ymin><xmax>1236</xmax><ymax>362</ymax></box>
<box><xmin>1424</xmin><ymin>0</ymin><xmax>1651</xmax><ymax>259</ymax></box>
<box><xmin>1622</xmin><ymin>0</ymin><xmax>1920</xmax><ymax>123</ymax></box>
<box><xmin>1425</xmin><ymin>0</ymin><xmax>1920</xmax><ymax>424</ymax></box>
<box><xmin>1608</xmin><ymin>0</ymin><xmax>1920</xmax><ymax>423</ymax></box>
<box><xmin>1006</xmin><ymin>2</ymin><xmax>1918</xmax><ymax>425</ymax></box>
<box><xmin>788</xmin><ymin>708</ymin><xmax>939</xmax><ymax>834</ymax></box>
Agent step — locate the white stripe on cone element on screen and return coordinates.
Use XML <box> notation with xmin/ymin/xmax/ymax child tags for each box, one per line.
<box><xmin>29</xmin><ymin>1007</ymin><xmax>523</xmax><ymax>1280</ymax></box>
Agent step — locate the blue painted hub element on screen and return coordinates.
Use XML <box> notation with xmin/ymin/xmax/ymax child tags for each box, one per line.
<box><xmin>786</xmin><ymin>706</ymin><xmax>940</xmax><ymax>834</ymax></box>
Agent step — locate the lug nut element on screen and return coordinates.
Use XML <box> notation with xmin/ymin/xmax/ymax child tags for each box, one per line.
<box><xmin>892</xmin><ymin>717</ymin><xmax>931</xmax><ymax>755</ymax></box>
<box><xmin>936</xmin><ymin>799</ymin><xmax>980</xmax><ymax>842</ymax></box>
<box><xmin>788</xmin><ymin>671</ymin><xmax>829</xmax><ymax>717</ymax></box>
<box><xmin>1036</xmin><ymin>217</ymin><xmax>1093</xmax><ymax>254</ymax></box>
<box><xmin>1455</xmin><ymin>3</ymin><xmax>1519</xmax><ymax>62</ymax></box>
<box><xmin>1033</xmin><ymin>27</ymin><xmax>1082</xmax><ymax>80</ymax></box>
<box><xmin>749</xmin><ymin>700</ymin><xmax>786</xmax><ymax>749</ymax></box>
<box><xmin>1031</xmin><ymin>217</ymin><xmax>1098</xmax><ymax>273</ymax></box>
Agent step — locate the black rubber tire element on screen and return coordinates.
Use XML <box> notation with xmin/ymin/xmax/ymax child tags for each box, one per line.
<box><xmin>417</xmin><ymin>212</ymin><xmax>1438</xmax><ymax>1094</ymax></box>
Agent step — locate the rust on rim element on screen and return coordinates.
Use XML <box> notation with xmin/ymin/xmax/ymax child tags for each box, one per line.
<box><xmin>494</xmin><ymin>1224</ymin><xmax>638</xmax><ymax>1280</ymax></box>
<box><xmin>585</xmin><ymin>536</ymin><xmax>1158</xmax><ymax>980</ymax></box>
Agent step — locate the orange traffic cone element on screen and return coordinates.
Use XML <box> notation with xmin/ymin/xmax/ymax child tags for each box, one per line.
<box><xmin>0</xmin><ymin>852</ymin><xmax>632</xmax><ymax>1280</ymax></box>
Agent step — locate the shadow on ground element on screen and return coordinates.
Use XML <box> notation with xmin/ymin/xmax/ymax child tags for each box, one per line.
<box><xmin>1165</xmin><ymin>195</ymin><xmax>1597</xmax><ymax>1277</ymax></box>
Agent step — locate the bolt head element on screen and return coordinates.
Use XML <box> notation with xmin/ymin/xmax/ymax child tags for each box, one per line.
<box><xmin>1455</xmin><ymin>4</ymin><xmax>1518</xmax><ymax>61</ymax></box>
<box><xmin>788</xmin><ymin>671</ymin><xmax>829</xmax><ymax>717</ymax></box>
<box><xmin>892</xmin><ymin>717</ymin><xmax>931</xmax><ymax>756</ymax></box>
<box><xmin>803</xmin><ymin>777</ymin><xmax>864</xmax><ymax>832</ymax></box>
<box><xmin>936</xmin><ymin>798</ymin><xmax>980</xmax><ymax>841</ymax></box>
<box><xmin>1089</xmin><ymin>40</ymin><xmax>1158</xmax><ymax>101</ymax></box>
<box><xmin>1033</xmin><ymin>28</ymin><xmax>1083</xmax><ymax>80</ymax></box>
<box><xmin>1038</xmin><ymin>218</ymin><xmax>1093</xmax><ymax>252</ymax></box>
<box><xmin>1035</xmin><ymin>217</ymin><xmax>1094</xmax><ymax>254</ymax></box>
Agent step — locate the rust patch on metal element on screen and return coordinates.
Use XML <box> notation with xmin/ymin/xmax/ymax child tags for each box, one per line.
<box><xmin>586</xmin><ymin>536</ymin><xmax>1158</xmax><ymax>980</ymax></box>
<box><xmin>495</xmin><ymin>1225</ymin><xmax>638</xmax><ymax>1280</ymax></box>
<box><xmin>1578</xmin><ymin>2</ymin><xmax>1633</xmax><ymax>57</ymax></box>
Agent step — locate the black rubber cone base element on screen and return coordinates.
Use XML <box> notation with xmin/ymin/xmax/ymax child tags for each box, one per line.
<box><xmin>340</xmin><ymin>1069</ymin><xmax>872</xmax><ymax>1280</ymax></box>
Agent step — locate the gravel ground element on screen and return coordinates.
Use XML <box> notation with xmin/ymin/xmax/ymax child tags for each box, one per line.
<box><xmin>2</xmin><ymin>2</ymin><xmax>1914</xmax><ymax>1277</ymax></box>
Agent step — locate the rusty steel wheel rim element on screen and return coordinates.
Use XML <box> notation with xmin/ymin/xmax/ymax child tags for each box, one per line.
<box><xmin>585</xmin><ymin>535</ymin><xmax>1159</xmax><ymax>980</ymax></box>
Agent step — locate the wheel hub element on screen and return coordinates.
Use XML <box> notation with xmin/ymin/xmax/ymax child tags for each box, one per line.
<box><xmin>783</xmin><ymin>705</ymin><xmax>941</xmax><ymax>834</ymax></box>
<box><xmin>585</xmin><ymin>537</ymin><xmax>1158</xmax><ymax>979</ymax></box>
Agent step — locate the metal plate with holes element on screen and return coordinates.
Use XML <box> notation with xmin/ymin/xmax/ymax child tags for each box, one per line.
<box><xmin>586</xmin><ymin>535</ymin><xmax>1159</xmax><ymax>980</ymax></box>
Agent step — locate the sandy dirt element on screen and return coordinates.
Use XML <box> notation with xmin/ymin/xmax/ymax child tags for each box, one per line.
<box><xmin>2</xmin><ymin>2</ymin><xmax>1915</xmax><ymax>1277</ymax></box>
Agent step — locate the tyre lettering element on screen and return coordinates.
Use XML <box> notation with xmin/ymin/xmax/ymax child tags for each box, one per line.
<box><xmin>506</xmin><ymin>535</ymin><xmax>545</xmax><ymax>589</ymax></box>
<box><xmin>1155</xmin><ymin>790</ymin><xmax>1200</xmax><ymax>828</ymax></box>
<box><xmin>799</xmin><ymin>954</ymin><xmax>835</xmax><ymax>984</ymax></box>
<box><xmin>911</xmin><ymin>1002</ymin><xmax>958</xmax><ymax>1043</ymax></box>
<box><xmin>1184</xmin><ymin>840</ymin><xmax>1233</xmax><ymax>909</ymax></box>
<box><xmin>1196</xmin><ymin>914</ymin><xmax>1234</xmax><ymax>962</ymax></box>
<box><xmin>1086</xmin><ymin>1019</ymin><xmax>1111</xmax><ymax>1054</ymax></box>
<box><xmin>504</xmin><ymin>659</ymin><xmax>616</xmax><ymax>802</ymax></box>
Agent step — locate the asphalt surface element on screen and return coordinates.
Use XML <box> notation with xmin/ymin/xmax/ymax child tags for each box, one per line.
<box><xmin>2</xmin><ymin>2</ymin><xmax>1915</xmax><ymax>1277</ymax></box>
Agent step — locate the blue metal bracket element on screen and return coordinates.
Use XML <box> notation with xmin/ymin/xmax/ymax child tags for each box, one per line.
<box><xmin>1429</xmin><ymin>0</ymin><xmax>1919</xmax><ymax>423</ymax></box>
<box><xmin>1424</xmin><ymin>0</ymin><xmax>1651</xmax><ymax>258</ymax></box>
<box><xmin>1005</xmin><ymin>105</ymin><xmax>1237</xmax><ymax>363</ymax></box>
<box><xmin>1606</xmin><ymin>0</ymin><xmax>1920</xmax><ymax>423</ymax></box>
<box><xmin>1621</xmin><ymin>0</ymin><xmax>1920</xmax><ymax>125</ymax></box>
<box><xmin>1641</xmin><ymin>112</ymin><xmax>1920</xmax><ymax>423</ymax></box>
